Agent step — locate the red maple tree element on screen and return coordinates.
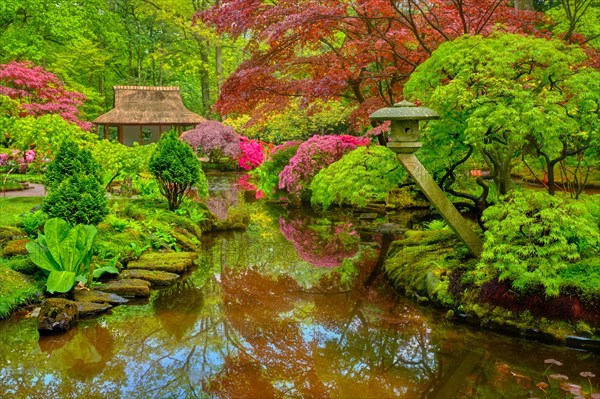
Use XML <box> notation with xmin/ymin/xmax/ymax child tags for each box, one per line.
<box><xmin>199</xmin><ymin>0</ymin><xmax>542</xmax><ymax>129</ymax></box>
<box><xmin>0</xmin><ymin>61</ymin><xmax>92</xmax><ymax>131</ymax></box>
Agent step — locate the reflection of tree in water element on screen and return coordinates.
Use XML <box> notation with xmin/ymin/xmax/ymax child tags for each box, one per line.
<box><xmin>216</xmin><ymin>267</ymin><xmax>442</xmax><ymax>397</ymax></box>
<box><xmin>279</xmin><ymin>215</ymin><xmax>360</xmax><ymax>268</ymax></box>
<box><xmin>39</xmin><ymin>324</ymin><xmax>115</xmax><ymax>379</ymax></box>
<box><xmin>152</xmin><ymin>279</ymin><xmax>204</xmax><ymax>341</ymax></box>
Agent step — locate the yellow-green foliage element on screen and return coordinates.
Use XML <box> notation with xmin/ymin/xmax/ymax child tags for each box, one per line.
<box><xmin>477</xmin><ymin>191</ymin><xmax>600</xmax><ymax>297</ymax></box>
<box><xmin>384</xmin><ymin>229</ymin><xmax>473</xmax><ymax>307</ymax></box>
<box><xmin>225</xmin><ymin>99</ymin><xmax>352</xmax><ymax>143</ymax></box>
<box><xmin>0</xmin><ymin>264</ymin><xmax>38</xmax><ymax>318</ymax></box>
<box><xmin>310</xmin><ymin>146</ymin><xmax>406</xmax><ymax>210</ymax></box>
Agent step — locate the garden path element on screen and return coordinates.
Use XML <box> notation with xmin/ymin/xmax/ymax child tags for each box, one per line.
<box><xmin>0</xmin><ymin>184</ymin><xmax>45</xmax><ymax>197</ymax></box>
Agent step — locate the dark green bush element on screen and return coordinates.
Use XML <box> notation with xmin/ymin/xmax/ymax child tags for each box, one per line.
<box><xmin>42</xmin><ymin>141</ymin><xmax>108</xmax><ymax>225</ymax></box>
<box><xmin>149</xmin><ymin>131</ymin><xmax>207</xmax><ymax>211</ymax></box>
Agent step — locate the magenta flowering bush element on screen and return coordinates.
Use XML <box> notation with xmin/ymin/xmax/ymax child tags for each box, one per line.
<box><xmin>0</xmin><ymin>149</ymin><xmax>36</xmax><ymax>173</ymax></box>
<box><xmin>279</xmin><ymin>216</ymin><xmax>359</xmax><ymax>268</ymax></box>
<box><xmin>180</xmin><ymin>120</ymin><xmax>242</xmax><ymax>162</ymax></box>
<box><xmin>278</xmin><ymin>134</ymin><xmax>369</xmax><ymax>199</ymax></box>
<box><xmin>238</xmin><ymin>136</ymin><xmax>264</xmax><ymax>170</ymax></box>
<box><xmin>0</xmin><ymin>61</ymin><xmax>92</xmax><ymax>131</ymax></box>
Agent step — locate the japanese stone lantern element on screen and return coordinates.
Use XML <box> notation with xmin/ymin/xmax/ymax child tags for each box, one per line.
<box><xmin>369</xmin><ymin>100</ymin><xmax>439</xmax><ymax>154</ymax></box>
<box><xmin>369</xmin><ymin>100</ymin><xmax>483</xmax><ymax>256</ymax></box>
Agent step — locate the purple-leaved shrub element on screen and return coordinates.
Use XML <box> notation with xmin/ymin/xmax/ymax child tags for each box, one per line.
<box><xmin>278</xmin><ymin>134</ymin><xmax>369</xmax><ymax>199</ymax></box>
<box><xmin>180</xmin><ymin>120</ymin><xmax>242</xmax><ymax>163</ymax></box>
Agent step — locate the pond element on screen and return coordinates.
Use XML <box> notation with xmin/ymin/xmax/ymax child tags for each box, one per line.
<box><xmin>0</xmin><ymin>175</ymin><xmax>599</xmax><ymax>398</ymax></box>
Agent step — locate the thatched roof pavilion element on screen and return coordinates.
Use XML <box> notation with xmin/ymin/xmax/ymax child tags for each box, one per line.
<box><xmin>93</xmin><ymin>86</ymin><xmax>205</xmax><ymax>146</ymax></box>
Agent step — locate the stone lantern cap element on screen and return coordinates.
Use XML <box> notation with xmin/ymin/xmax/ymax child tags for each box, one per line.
<box><xmin>369</xmin><ymin>100</ymin><xmax>439</xmax><ymax>121</ymax></box>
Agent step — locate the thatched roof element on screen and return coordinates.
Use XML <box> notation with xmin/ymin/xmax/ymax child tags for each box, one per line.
<box><xmin>93</xmin><ymin>86</ymin><xmax>205</xmax><ymax>125</ymax></box>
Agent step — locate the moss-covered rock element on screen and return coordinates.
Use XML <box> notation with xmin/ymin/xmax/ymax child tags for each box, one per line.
<box><xmin>127</xmin><ymin>251</ymin><xmax>197</xmax><ymax>273</ymax></box>
<box><xmin>0</xmin><ymin>265</ymin><xmax>39</xmax><ymax>319</ymax></box>
<box><xmin>4</xmin><ymin>255</ymin><xmax>38</xmax><ymax>275</ymax></box>
<box><xmin>384</xmin><ymin>229</ymin><xmax>474</xmax><ymax>307</ymax></box>
<box><xmin>76</xmin><ymin>301</ymin><xmax>112</xmax><ymax>317</ymax></box>
<box><xmin>98</xmin><ymin>278</ymin><xmax>151</xmax><ymax>297</ymax></box>
<box><xmin>0</xmin><ymin>226</ymin><xmax>27</xmax><ymax>246</ymax></box>
<box><xmin>37</xmin><ymin>298</ymin><xmax>79</xmax><ymax>333</ymax></box>
<box><xmin>120</xmin><ymin>269</ymin><xmax>179</xmax><ymax>286</ymax></box>
<box><xmin>1</xmin><ymin>239</ymin><xmax>29</xmax><ymax>257</ymax></box>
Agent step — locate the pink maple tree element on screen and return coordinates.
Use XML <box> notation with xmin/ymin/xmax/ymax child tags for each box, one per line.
<box><xmin>0</xmin><ymin>61</ymin><xmax>92</xmax><ymax>131</ymax></box>
<box><xmin>278</xmin><ymin>134</ymin><xmax>369</xmax><ymax>198</ymax></box>
<box><xmin>180</xmin><ymin>120</ymin><xmax>242</xmax><ymax>162</ymax></box>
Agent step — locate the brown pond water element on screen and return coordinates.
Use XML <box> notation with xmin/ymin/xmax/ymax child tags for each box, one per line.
<box><xmin>1</xmin><ymin>176</ymin><xmax>599</xmax><ymax>398</ymax></box>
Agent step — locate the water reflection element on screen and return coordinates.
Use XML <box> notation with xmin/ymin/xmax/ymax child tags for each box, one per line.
<box><xmin>0</xmin><ymin>198</ymin><xmax>599</xmax><ymax>398</ymax></box>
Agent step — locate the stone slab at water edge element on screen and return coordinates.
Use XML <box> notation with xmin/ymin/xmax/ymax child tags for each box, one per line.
<box><xmin>120</xmin><ymin>269</ymin><xmax>180</xmax><ymax>286</ymax></box>
<box><xmin>127</xmin><ymin>251</ymin><xmax>197</xmax><ymax>273</ymax></box>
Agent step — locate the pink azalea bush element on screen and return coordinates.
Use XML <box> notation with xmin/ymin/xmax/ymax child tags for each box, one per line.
<box><xmin>278</xmin><ymin>134</ymin><xmax>369</xmax><ymax>198</ymax></box>
<box><xmin>0</xmin><ymin>149</ymin><xmax>36</xmax><ymax>173</ymax></box>
<box><xmin>180</xmin><ymin>120</ymin><xmax>242</xmax><ymax>162</ymax></box>
<box><xmin>279</xmin><ymin>216</ymin><xmax>359</xmax><ymax>268</ymax></box>
<box><xmin>238</xmin><ymin>136</ymin><xmax>264</xmax><ymax>170</ymax></box>
<box><xmin>0</xmin><ymin>61</ymin><xmax>92</xmax><ymax>131</ymax></box>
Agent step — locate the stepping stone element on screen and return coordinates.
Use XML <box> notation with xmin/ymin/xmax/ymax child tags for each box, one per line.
<box><xmin>120</xmin><ymin>269</ymin><xmax>179</xmax><ymax>286</ymax></box>
<box><xmin>73</xmin><ymin>290</ymin><xmax>129</xmax><ymax>304</ymax></box>
<box><xmin>127</xmin><ymin>251</ymin><xmax>197</xmax><ymax>273</ymax></box>
<box><xmin>76</xmin><ymin>301</ymin><xmax>112</xmax><ymax>317</ymax></box>
<box><xmin>98</xmin><ymin>278</ymin><xmax>151</xmax><ymax>297</ymax></box>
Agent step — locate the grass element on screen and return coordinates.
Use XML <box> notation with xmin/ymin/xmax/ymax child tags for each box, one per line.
<box><xmin>0</xmin><ymin>263</ymin><xmax>38</xmax><ymax>319</ymax></box>
<box><xmin>0</xmin><ymin>197</ymin><xmax>43</xmax><ymax>226</ymax></box>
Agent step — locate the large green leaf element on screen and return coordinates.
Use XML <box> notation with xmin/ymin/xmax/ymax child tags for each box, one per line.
<box><xmin>25</xmin><ymin>241</ymin><xmax>60</xmax><ymax>273</ymax></box>
<box><xmin>46</xmin><ymin>270</ymin><xmax>77</xmax><ymax>294</ymax></box>
<box><xmin>74</xmin><ymin>224</ymin><xmax>97</xmax><ymax>270</ymax></box>
<box><xmin>44</xmin><ymin>218</ymin><xmax>72</xmax><ymax>270</ymax></box>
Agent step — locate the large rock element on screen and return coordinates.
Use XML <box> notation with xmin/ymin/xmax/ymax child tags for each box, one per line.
<box><xmin>73</xmin><ymin>290</ymin><xmax>129</xmax><ymax>304</ymax></box>
<box><xmin>98</xmin><ymin>278</ymin><xmax>151</xmax><ymax>297</ymax></box>
<box><xmin>127</xmin><ymin>252</ymin><xmax>197</xmax><ymax>273</ymax></box>
<box><xmin>37</xmin><ymin>298</ymin><xmax>79</xmax><ymax>334</ymax></box>
<box><xmin>120</xmin><ymin>269</ymin><xmax>179</xmax><ymax>286</ymax></box>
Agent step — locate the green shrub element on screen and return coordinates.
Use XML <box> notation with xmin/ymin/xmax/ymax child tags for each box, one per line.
<box><xmin>148</xmin><ymin>131</ymin><xmax>207</xmax><ymax>211</ymax></box>
<box><xmin>476</xmin><ymin>191</ymin><xmax>600</xmax><ymax>296</ymax></box>
<box><xmin>310</xmin><ymin>146</ymin><xmax>405</xmax><ymax>210</ymax></box>
<box><xmin>42</xmin><ymin>141</ymin><xmax>108</xmax><ymax>225</ymax></box>
<box><xmin>20</xmin><ymin>209</ymin><xmax>48</xmax><ymax>237</ymax></box>
<box><xmin>250</xmin><ymin>141</ymin><xmax>300</xmax><ymax>198</ymax></box>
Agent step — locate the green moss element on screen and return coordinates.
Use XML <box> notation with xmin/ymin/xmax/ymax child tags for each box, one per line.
<box><xmin>384</xmin><ymin>229</ymin><xmax>473</xmax><ymax>306</ymax></box>
<box><xmin>0</xmin><ymin>264</ymin><xmax>39</xmax><ymax>319</ymax></box>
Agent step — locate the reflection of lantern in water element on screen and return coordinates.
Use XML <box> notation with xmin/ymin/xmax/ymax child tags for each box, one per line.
<box><xmin>279</xmin><ymin>216</ymin><xmax>360</xmax><ymax>268</ymax></box>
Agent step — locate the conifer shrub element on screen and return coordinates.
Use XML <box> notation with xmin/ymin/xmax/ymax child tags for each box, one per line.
<box><xmin>149</xmin><ymin>131</ymin><xmax>207</xmax><ymax>211</ymax></box>
<box><xmin>476</xmin><ymin>191</ymin><xmax>600</xmax><ymax>297</ymax></box>
<box><xmin>310</xmin><ymin>145</ymin><xmax>405</xmax><ymax>209</ymax></box>
<box><xmin>42</xmin><ymin>141</ymin><xmax>108</xmax><ymax>225</ymax></box>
